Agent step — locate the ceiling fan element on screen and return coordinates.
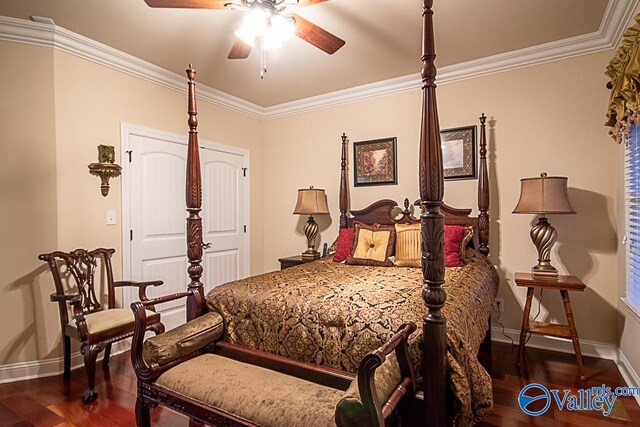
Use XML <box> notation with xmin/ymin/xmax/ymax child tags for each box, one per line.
<box><xmin>143</xmin><ymin>0</ymin><xmax>346</xmax><ymax>61</ymax></box>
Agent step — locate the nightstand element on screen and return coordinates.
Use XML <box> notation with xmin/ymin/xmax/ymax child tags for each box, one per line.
<box><xmin>278</xmin><ymin>255</ymin><xmax>315</xmax><ymax>270</ymax></box>
<box><xmin>515</xmin><ymin>272</ymin><xmax>586</xmax><ymax>380</ymax></box>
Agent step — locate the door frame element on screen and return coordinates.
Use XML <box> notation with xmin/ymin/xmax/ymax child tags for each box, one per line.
<box><xmin>120</xmin><ymin>122</ymin><xmax>250</xmax><ymax>309</ymax></box>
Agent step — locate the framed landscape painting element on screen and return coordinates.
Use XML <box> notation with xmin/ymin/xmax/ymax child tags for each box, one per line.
<box><xmin>353</xmin><ymin>137</ymin><xmax>397</xmax><ymax>187</ymax></box>
<box><xmin>440</xmin><ymin>126</ymin><xmax>477</xmax><ymax>180</ymax></box>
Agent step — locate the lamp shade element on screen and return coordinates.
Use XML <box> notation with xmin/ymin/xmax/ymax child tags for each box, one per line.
<box><xmin>293</xmin><ymin>188</ymin><xmax>329</xmax><ymax>215</ymax></box>
<box><xmin>513</xmin><ymin>173</ymin><xmax>575</xmax><ymax>214</ymax></box>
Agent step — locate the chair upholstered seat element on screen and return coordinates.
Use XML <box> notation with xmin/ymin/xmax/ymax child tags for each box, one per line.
<box><xmin>155</xmin><ymin>353</ymin><xmax>343</xmax><ymax>427</ymax></box>
<box><xmin>67</xmin><ymin>308</ymin><xmax>157</xmax><ymax>336</ymax></box>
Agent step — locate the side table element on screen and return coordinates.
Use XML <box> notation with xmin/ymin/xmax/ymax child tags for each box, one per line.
<box><xmin>515</xmin><ymin>272</ymin><xmax>586</xmax><ymax>381</ymax></box>
<box><xmin>278</xmin><ymin>255</ymin><xmax>314</xmax><ymax>270</ymax></box>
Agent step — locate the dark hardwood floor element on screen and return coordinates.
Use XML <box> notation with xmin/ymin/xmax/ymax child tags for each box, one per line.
<box><xmin>477</xmin><ymin>341</ymin><xmax>640</xmax><ymax>426</ymax></box>
<box><xmin>0</xmin><ymin>342</ymin><xmax>637</xmax><ymax>426</ymax></box>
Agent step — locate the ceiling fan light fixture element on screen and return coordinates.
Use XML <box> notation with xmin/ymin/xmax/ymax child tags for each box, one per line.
<box><xmin>235</xmin><ymin>6</ymin><xmax>294</xmax><ymax>48</ymax></box>
<box><xmin>235</xmin><ymin>7</ymin><xmax>269</xmax><ymax>46</ymax></box>
<box><xmin>269</xmin><ymin>14</ymin><xmax>295</xmax><ymax>43</ymax></box>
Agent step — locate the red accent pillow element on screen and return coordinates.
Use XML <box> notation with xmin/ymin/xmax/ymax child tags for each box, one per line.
<box><xmin>333</xmin><ymin>228</ymin><xmax>355</xmax><ymax>262</ymax></box>
<box><xmin>444</xmin><ymin>225</ymin><xmax>465</xmax><ymax>267</ymax></box>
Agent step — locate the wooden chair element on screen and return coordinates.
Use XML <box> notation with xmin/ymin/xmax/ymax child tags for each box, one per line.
<box><xmin>39</xmin><ymin>248</ymin><xmax>165</xmax><ymax>403</ymax></box>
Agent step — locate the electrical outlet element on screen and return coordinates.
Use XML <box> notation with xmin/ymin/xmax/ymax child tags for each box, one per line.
<box><xmin>493</xmin><ymin>298</ymin><xmax>505</xmax><ymax>313</ymax></box>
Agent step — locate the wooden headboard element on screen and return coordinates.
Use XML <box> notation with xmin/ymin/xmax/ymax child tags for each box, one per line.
<box><xmin>348</xmin><ymin>199</ymin><xmax>479</xmax><ymax>228</ymax></box>
<box><xmin>340</xmin><ymin>114</ymin><xmax>490</xmax><ymax>256</ymax></box>
<box><xmin>347</xmin><ymin>199</ymin><xmax>417</xmax><ymax>227</ymax></box>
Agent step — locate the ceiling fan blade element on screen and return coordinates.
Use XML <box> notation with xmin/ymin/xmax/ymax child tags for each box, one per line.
<box><xmin>290</xmin><ymin>14</ymin><xmax>345</xmax><ymax>55</ymax></box>
<box><xmin>297</xmin><ymin>0</ymin><xmax>330</xmax><ymax>6</ymax></box>
<box><xmin>228</xmin><ymin>38</ymin><xmax>252</xmax><ymax>59</ymax></box>
<box><xmin>143</xmin><ymin>0</ymin><xmax>228</xmax><ymax>9</ymax></box>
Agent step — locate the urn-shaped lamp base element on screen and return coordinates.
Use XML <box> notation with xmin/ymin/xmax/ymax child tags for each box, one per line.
<box><xmin>530</xmin><ymin>216</ymin><xmax>559</xmax><ymax>278</ymax></box>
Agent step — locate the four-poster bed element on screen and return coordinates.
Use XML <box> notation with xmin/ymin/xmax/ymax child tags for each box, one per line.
<box><xmin>130</xmin><ymin>1</ymin><xmax>496</xmax><ymax>425</ymax></box>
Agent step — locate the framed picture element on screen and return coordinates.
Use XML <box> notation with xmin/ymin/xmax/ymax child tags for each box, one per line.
<box><xmin>353</xmin><ymin>137</ymin><xmax>397</xmax><ymax>187</ymax></box>
<box><xmin>440</xmin><ymin>126</ymin><xmax>477</xmax><ymax>180</ymax></box>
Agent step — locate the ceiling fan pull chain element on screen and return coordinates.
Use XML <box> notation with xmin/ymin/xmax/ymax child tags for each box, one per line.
<box><xmin>260</xmin><ymin>36</ymin><xmax>267</xmax><ymax>79</ymax></box>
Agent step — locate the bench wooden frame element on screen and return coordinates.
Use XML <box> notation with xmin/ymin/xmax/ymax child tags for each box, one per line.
<box><xmin>131</xmin><ymin>289</ymin><xmax>417</xmax><ymax>426</ymax></box>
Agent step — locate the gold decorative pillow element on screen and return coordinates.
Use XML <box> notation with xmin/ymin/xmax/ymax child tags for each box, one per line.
<box><xmin>394</xmin><ymin>223</ymin><xmax>421</xmax><ymax>268</ymax></box>
<box><xmin>346</xmin><ymin>223</ymin><xmax>395</xmax><ymax>267</ymax></box>
<box><xmin>393</xmin><ymin>224</ymin><xmax>475</xmax><ymax>267</ymax></box>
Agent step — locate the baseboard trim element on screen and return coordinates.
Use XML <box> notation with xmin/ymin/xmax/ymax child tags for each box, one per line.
<box><xmin>617</xmin><ymin>349</ymin><xmax>640</xmax><ymax>405</ymax></box>
<box><xmin>0</xmin><ymin>332</ymin><xmax>637</xmax><ymax>407</ymax></box>
<box><xmin>0</xmin><ymin>341</ymin><xmax>129</xmax><ymax>384</ymax></box>
<box><xmin>490</xmin><ymin>326</ymin><xmax>618</xmax><ymax>361</ymax></box>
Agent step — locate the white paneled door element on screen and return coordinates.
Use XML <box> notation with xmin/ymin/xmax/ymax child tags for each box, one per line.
<box><xmin>123</xmin><ymin>126</ymin><xmax>248</xmax><ymax>331</ymax></box>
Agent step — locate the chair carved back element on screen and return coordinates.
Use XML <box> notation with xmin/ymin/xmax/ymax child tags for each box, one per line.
<box><xmin>40</xmin><ymin>248</ymin><xmax>116</xmax><ymax>323</ymax></box>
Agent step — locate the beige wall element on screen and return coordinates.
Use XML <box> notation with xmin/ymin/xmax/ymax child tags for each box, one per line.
<box><xmin>0</xmin><ymin>42</ymin><xmax>59</xmax><ymax>364</ymax></box>
<box><xmin>263</xmin><ymin>50</ymin><xmax>620</xmax><ymax>345</ymax></box>
<box><xmin>0</xmin><ymin>41</ymin><xmax>264</xmax><ymax>366</ymax></box>
<box><xmin>52</xmin><ymin>50</ymin><xmax>264</xmax><ymax>277</ymax></box>
<box><xmin>0</xmin><ymin>37</ymin><xmax>632</xmax><ymax>369</ymax></box>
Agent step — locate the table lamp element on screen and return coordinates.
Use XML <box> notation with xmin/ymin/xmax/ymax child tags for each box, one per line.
<box><xmin>293</xmin><ymin>187</ymin><xmax>330</xmax><ymax>260</ymax></box>
<box><xmin>513</xmin><ymin>173</ymin><xmax>576</xmax><ymax>278</ymax></box>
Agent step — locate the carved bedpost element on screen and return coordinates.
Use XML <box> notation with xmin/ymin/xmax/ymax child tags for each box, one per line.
<box><xmin>478</xmin><ymin>113</ymin><xmax>490</xmax><ymax>256</ymax></box>
<box><xmin>419</xmin><ymin>1</ymin><xmax>447</xmax><ymax>426</ymax></box>
<box><xmin>339</xmin><ymin>133</ymin><xmax>349</xmax><ymax>229</ymax></box>
<box><xmin>185</xmin><ymin>65</ymin><xmax>204</xmax><ymax>318</ymax></box>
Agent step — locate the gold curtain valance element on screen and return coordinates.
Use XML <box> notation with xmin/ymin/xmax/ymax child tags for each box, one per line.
<box><xmin>605</xmin><ymin>14</ymin><xmax>640</xmax><ymax>143</ymax></box>
<box><xmin>606</xmin><ymin>14</ymin><xmax>640</xmax><ymax>143</ymax></box>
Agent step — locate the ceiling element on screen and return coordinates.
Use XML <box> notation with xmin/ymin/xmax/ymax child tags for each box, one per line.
<box><xmin>0</xmin><ymin>0</ymin><xmax>609</xmax><ymax>107</ymax></box>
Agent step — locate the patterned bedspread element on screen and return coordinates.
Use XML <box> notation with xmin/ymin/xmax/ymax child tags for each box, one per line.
<box><xmin>205</xmin><ymin>250</ymin><xmax>498</xmax><ymax>425</ymax></box>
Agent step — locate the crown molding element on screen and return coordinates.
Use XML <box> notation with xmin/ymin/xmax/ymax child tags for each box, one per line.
<box><xmin>262</xmin><ymin>73</ymin><xmax>420</xmax><ymax>119</ymax></box>
<box><xmin>0</xmin><ymin>16</ymin><xmax>264</xmax><ymax>119</ymax></box>
<box><xmin>263</xmin><ymin>0</ymin><xmax>638</xmax><ymax>119</ymax></box>
<box><xmin>0</xmin><ymin>0</ymin><xmax>636</xmax><ymax>120</ymax></box>
<box><xmin>438</xmin><ymin>0</ymin><xmax>637</xmax><ymax>84</ymax></box>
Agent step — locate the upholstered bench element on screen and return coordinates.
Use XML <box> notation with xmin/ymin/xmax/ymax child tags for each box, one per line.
<box><xmin>155</xmin><ymin>353</ymin><xmax>343</xmax><ymax>426</ymax></box>
<box><xmin>130</xmin><ymin>291</ymin><xmax>417</xmax><ymax>427</ymax></box>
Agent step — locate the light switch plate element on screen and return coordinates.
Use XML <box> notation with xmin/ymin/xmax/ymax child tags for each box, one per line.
<box><xmin>106</xmin><ymin>210</ymin><xmax>116</xmax><ymax>225</ymax></box>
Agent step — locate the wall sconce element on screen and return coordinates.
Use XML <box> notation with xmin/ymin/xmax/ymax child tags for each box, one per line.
<box><xmin>88</xmin><ymin>145</ymin><xmax>121</xmax><ymax>197</ymax></box>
